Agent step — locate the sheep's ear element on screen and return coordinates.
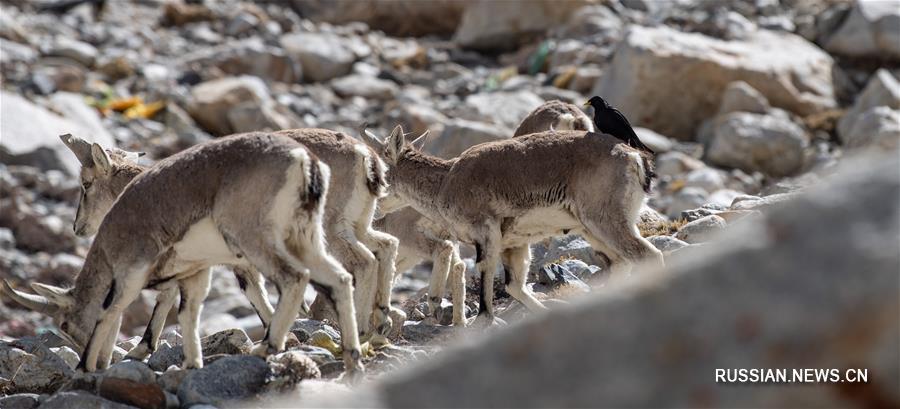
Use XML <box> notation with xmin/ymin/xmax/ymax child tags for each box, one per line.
<box><xmin>30</xmin><ymin>283</ymin><xmax>74</xmax><ymax>309</ymax></box>
<box><xmin>91</xmin><ymin>143</ymin><xmax>112</xmax><ymax>174</ymax></box>
<box><xmin>385</xmin><ymin>125</ymin><xmax>405</xmax><ymax>160</ymax></box>
<box><xmin>409</xmin><ymin>130</ymin><xmax>430</xmax><ymax>151</ymax></box>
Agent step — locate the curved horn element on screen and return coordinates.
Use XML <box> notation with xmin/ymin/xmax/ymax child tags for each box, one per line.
<box><xmin>1</xmin><ymin>280</ymin><xmax>58</xmax><ymax>314</ymax></box>
<box><xmin>358</xmin><ymin>123</ymin><xmax>384</xmax><ymax>148</ymax></box>
<box><xmin>59</xmin><ymin>133</ymin><xmax>94</xmax><ymax>167</ymax></box>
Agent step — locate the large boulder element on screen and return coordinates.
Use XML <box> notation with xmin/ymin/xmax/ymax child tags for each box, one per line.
<box><xmin>187</xmin><ymin>76</ymin><xmax>297</xmax><ymax>136</ymax></box>
<box><xmin>824</xmin><ymin>0</ymin><xmax>900</xmax><ymax>61</ymax></box>
<box><xmin>0</xmin><ymin>340</ymin><xmax>73</xmax><ymax>394</ymax></box>
<box><xmin>288</xmin><ymin>0</ymin><xmax>466</xmax><ymax>37</ymax></box>
<box><xmin>0</xmin><ymin>91</ymin><xmax>115</xmax><ymax>175</ymax></box>
<box><xmin>177</xmin><ymin>355</ymin><xmax>269</xmax><ymax>407</ymax></box>
<box><xmin>596</xmin><ymin>26</ymin><xmax>835</xmax><ymax>140</ymax></box>
<box><xmin>37</xmin><ymin>391</ymin><xmax>135</xmax><ymax>409</ymax></box>
<box><xmin>464</xmin><ymin>91</ymin><xmax>545</xmax><ymax>130</ymax></box>
<box><xmin>280</xmin><ymin>32</ymin><xmax>365</xmax><ymax>82</ymax></box>
<box><xmin>837</xmin><ymin>69</ymin><xmax>900</xmax><ymax>150</ymax></box>
<box><xmin>706</xmin><ymin>112</ymin><xmax>809</xmax><ymax>177</ymax></box>
<box><xmin>454</xmin><ymin>0</ymin><xmax>589</xmax><ymax>51</ymax></box>
<box><xmin>355</xmin><ymin>151</ymin><xmax>900</xmax><ymax>408</ymax></box>
<box><xmin>427</xmin><ymin>118</ymin><xmax>509</xmax><ymax>159</ymax></box>
<box><xmin>179</xmin><ymin>38</ymin><xmax>301</xmax><ymax>83</ymax></box>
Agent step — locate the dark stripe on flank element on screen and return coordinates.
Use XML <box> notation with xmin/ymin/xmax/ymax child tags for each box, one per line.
<box><xmin>366</xmin><ymin>155</ymin><xmax>386</xmax><ymax>196</ymax></box>
<box><xmin>102</xmin><ymin>279</ymin><xmax>116</xmax><ymax>310</ymax></box>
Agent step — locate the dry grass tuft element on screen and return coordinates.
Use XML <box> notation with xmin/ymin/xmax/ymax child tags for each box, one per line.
<box><xmin>638</xmin><ymin>218</ymin><xmax>687</xmax><ymax>238</ymax></box>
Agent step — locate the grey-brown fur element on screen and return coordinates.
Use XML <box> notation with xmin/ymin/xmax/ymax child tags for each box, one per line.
<box><xmin>373</xmin><ymin>207</ymin><xmax>466</xmax><ymax>326</ymax></box>
<box><xmin>57</xmin><ymin>129</ymin><xmax>399</xmax><ymax>355</ymax></box>
<box><xmin>274</xmin><ymin>129</ymin><xmax>400</xmax><ymax>339</ymax></box>
<box><xmin>3</xmin><ymin>134</ymin><xmax>364</xmax><ymax>375</ymax></box>
<box><xmin>513</xmin><ymin>100</ymin><xmax>593</xmax><ymax>137</ymax></box>
<box><xmin>363</xmin><ymin>126</ymin><xmax>664</xmax><ymax>325</ymax></box>
<box><xmin>374</xmin><ymin>101</ymin><xmax>594</xmax><ymax>326</ymax></box>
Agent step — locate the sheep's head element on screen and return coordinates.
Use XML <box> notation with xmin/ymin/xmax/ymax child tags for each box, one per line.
<box><xmin>59</xmin><ymin>134</ymin><xmax>146</xmax><ymax>236</ymax></box>
<box><xmin>2</xmin><ymin>280</ymin><xmax>89</xmax><ymax>351</ymax></box>
<box><xmin>358</xmin><ymin>125</ymin><xmax>429</xmax><ymax>213</ymax></box>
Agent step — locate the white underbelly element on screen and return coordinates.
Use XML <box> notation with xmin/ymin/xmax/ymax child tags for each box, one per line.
<box><xmin>503</xmin><ymin>207</ymin><xmax>581</xmax><ymax>247</ymax></box>
<box><xmin>172</xmin><ymin>217</ymin><xmax>244</xmax><ymax>270</ymax></box>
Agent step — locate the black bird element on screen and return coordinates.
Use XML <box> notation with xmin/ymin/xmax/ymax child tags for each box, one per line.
<box><xmin>584</xmin><ymin>96</ymin><xmax>655</xmax><ymax>155</ymax></box>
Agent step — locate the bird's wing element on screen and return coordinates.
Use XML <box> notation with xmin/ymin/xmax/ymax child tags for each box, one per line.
<box><xmin>611</xmin><ymin>107</ymin><xmax>639</xmax><ymax>139</ymax></box>
<box><xmin>613</xmin><ymin>108</ymin><xmax>655</xmax><ymax>154</ymax></box>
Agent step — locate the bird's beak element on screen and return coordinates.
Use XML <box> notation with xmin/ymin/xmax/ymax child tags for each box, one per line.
<box><xmin>583</xmin><ymin>100</ymin><xmax>590</xmax><ymax>107</ymax></box>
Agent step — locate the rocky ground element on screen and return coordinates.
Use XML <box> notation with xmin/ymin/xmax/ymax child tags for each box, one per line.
<box><xmin>0</xmin><ymin>0</ymin><xmax>898</xmax><ymax>408</ymax></box>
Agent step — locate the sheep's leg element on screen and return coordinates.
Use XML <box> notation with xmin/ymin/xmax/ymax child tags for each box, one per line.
<box><xmin>502</xmin><ymin>245</ymin><xmax>546</xmax><ymax>312</ymax></box>
<box><xmin>127</xmin><ymin>285</ymin><xmax>178</xmax><ymax>360</ymax></box>
<box><xmin>304</xmin><ymin>252</ymin><xmax>364</xmax><ymax>377</ymax></box>
<box><xmin>448</xmin><ymin>244</ymin><xmax>467</xmax><ymax>326</ymax></box>
<box><xmin>97</xmin><ymin>315</ymin><xmax>122</xmax><ymax>369</ymax></box>
<box><xmin>178</xmin><ymin>269</ymin><xmax>211</xmax><ymax>369</ymax></box>
<box><xmin>472</xmin><ymin>226</ymin><xmax>504</xmax><ymax>328</ymax></box>
<box><xmin>77</xmin><ymin>273</ymin><xmax>144</xmax><ymax>372</ymax></box>
<box><xmin>358</xmin><ymin>228</ymin><xmax>400</xmax><ymax>342</ymax></box>
<box><xmin>233</xmin><ymin>266</ymin><xmax>276</xmax><ymax>324</ymax></box>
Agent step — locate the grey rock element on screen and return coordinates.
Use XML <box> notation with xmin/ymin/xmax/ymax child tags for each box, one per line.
<box><xmin>837</xmin><ymin>70</ymin><xmax>900</xmax><ymax>149</ymax></box>
<box><xmin>179</xmin><ymin>38</ymin><xmax>301</xmax><ymax>83</ymax></box>
<box><xmin>674</xmin><ymin>215</ymin><xmax>727</xmax><ymax>243</ymax></box>
<box><xmin>454</xmin><ymin>0</ymin><xmax>588</xmax><ymax>51</ymax></box>
<box><xmin>331</xmin><ymin>74</ymin><xmax>399</xmax><ymax>100</ymax></box>
<box><xmin>147</xmin><ymin>328</ymin><xmax>252</xmax><ymax>371</ymax></box>
<box><xmin>557</xmin><ymin>259</ymin><xmax>599</xmax><ymax>280</ymax></box>
<box><xmin>265</xmin><ymin>351</ymin><xmax>321</xmax><ymax>393</ymax></box>
<box><xmin>730</xmin><ymin>192</ymin><xmax>799</xmax><ymax>211</ymax></box>
<box><xmin>225</xmin><ymin>12</ymin><xmax>259</xmax><ymax>37</ymax></box>
<box><xmin>838</xmin><ymin>106</ymin><xmax>900</xmax><ymax>151</ymax></box>
<box><xmin>427</xmin><ymin>118</ymin><xmax>508</xmax><ymax>159</ymax></box>
<box><xmin>289</xmin><ymin>345</ymin><xmax>337</xmax><ymax>366</ymax></box>
<box><xmin>706</xmin><ymin>112</ymin><xmax>809</xmax><ymax>177</ymax></box>
<box><xmin>43</xmin><ymin>37</ymin><xmax>97</xmax><ymax>67</ymax></box>
<box><xmin>157</xmin><ymin>367</ymin><xmax>188</xmax><ymax>394</ymax></box>
<box><xmin>0</xmin><ymin>91</ymin><xmax>115</xmax><ymax>175</ymax></box>
<box><xmin>0</xmin><ymin>393</ymin><xmax>40</xmax><ymax>409</ymax></box>
<box><xmin>633</xmin><ymin>127</ymin><xmax>674</xmax><ymax>153</ymax></box>
<box><xmin>0</xmin><ymin>227</ymin><xmax>14</xmax><ymax>249</ymax></box>
<box><xmin>1</xmin><ymin>39</ymin><xmax>37</xmax><ymax>65</ymax></box>
<box><xmin>177</xmin><ymin>355</ymin><xmax>269</xmax><ymax>407</ymax></box>
<box><xmin>682</xmin><ymin>167</ymin><xmax>727</xmax><ymax>194</ymax></box>
<box><xmin>0</xmin><ymin>339</ymin><xmax>73</xmax><ymax>394</ymax></box>
<box><xmin>36</xmin><ymin>391</ymin><xmax>134</xmax><ymax>409</ymax></box>
<box><xmin>292</xmin><ymin>0</ymin><xmax>465</xmax><ymax>37</ymax></box>
<box><xmin>825</xmin><ymin>0</ymin><xmax>900</xmax><ymax>61</ymax></box>
<box><xmin>655</xmin><ymin>151</ymin><xmax>707</xmax><ymax>178</ymax></box>
<box><xmin>187</xmin><ymin>76</ymin><xmax>295</xmax><ymax>136</ymax></box>
<box><xmin>49</xmin><ymin>346</ymin><xmax>78</xmax><ymax>370</ymax></box>
<box><xmin>367</xmin><ymin>151</ymin><xmax>900</xmax><ymax>409</ymax></box>
<box><xmin>646</xmin><ymin>235</ymin><xmax>689</xmax><ymax>253</ymax></box>
<box><xmin>718</xmin><ymin>81</ymin><xmax>770</xmax><ymax>115</ymax></box>
<box><xmin>679</xmin><ymin>204</ymin><xmax>728</xmax><ymax>223</ymax></box>
<box><xmin>535</xmin><ymin>264</ymin><xmax>590</xmax><ymax>293</ymax></box>
<box><xmin>291</xmin><ymin>319</ymin><xmax>340</xmax><ymax>343</ymax></box>
<box><xmin>464</xmin><ymin>91</ymin><xmax>544</xmax><ymax>129</ymax></box>
<box><xmin>667</xmin><ymin>187</ymin><xmax>710</xmax><ymax>219</ymax></box>
<box><xmin>596</xmin><ymin>25</ymin><xmax>835</xmax><ymax>140</ymax></box>
<box><xmin>530</xmin><ymin>235</ymin><xmax>607</xmax><ymax>274</ymax></box>
<box><xmin>102</xmin><ymin>360</ymin><xmax>155</xmax><ymax>384</ymax></box>
<box><xmin>400</xmin><ymin>321</ymin><xmax>457</xmax><ymax>345</ymax></box>
<box><xmin>281</xmin><ymin>32</ymin><xmax>358</xmax><ymax>82</ymax></box>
